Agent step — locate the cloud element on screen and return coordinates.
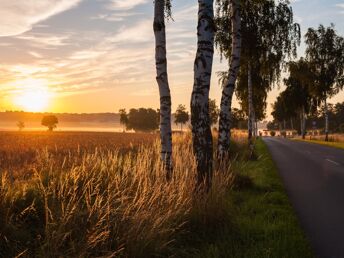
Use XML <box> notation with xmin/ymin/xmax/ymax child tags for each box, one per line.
<box><xmin>107</xmin><ymin>20</ymin><xmax>152</xmax><ymax>44</ymax></box>
<box><xmin>0</xmin><ymin>0</ymin><xmax>83</xmax><ymax>37</ymax></box>
<box><xmin>91</xmin><ymin>12</ymin><xmax>142</xmax><ymax>22</ymax></box>
<box><xmin>107</xmin><ymin>0</ymin><xmax>148</xmax><ymax>11</ymax></box>
<box><xmin>16</xmin><ymin>33</ymin><xmax>70</xmax><ymax>48</ymax></box>
<box><xmin>336</xmin><ymin>3</ymin><xmax>344</xmax><ymax>14</ymax></box>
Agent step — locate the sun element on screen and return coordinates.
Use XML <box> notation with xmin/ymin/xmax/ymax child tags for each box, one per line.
<box><xmin>12</xmin><ymin>79</ymin><xmax>51</xmax><ymax>112</ymax></box>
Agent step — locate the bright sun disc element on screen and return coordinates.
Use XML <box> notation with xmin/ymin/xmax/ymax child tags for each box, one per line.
<box><xmin>14</xmin><ymin>90</ymin><xmax>50</xmax><ymax>112</ymax></box>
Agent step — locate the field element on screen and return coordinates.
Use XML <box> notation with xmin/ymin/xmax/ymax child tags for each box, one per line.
<box><xmin>295</xmin><ymin>133</ymin><xmax>344</xmax><ymax>150</ymax></box>
<box><xmin>0</xmin><ymin>131</ymin><xmax>157</xmax><ymax>179</ymax></box>
<box><xmin>0</xmin><ymin>131</ymin><xmax>311</xmax><ymax>257</ymax></box>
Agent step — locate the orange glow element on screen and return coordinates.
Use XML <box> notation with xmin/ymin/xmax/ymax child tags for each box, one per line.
<box><xmin>12</xmin><ymin>79</ymin><xmax>51</xmax><ymax>112</ymax></box>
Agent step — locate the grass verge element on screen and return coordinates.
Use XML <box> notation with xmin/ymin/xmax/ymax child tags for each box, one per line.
<box><xmin>183</xmin><ymin>139</ymin><xmax>314</xmax><ymax>258</ymax></box>
<box><xmin>294</xmin><ymin>138</ymin><xmax>344</xmax><ymax>150</ymax></box>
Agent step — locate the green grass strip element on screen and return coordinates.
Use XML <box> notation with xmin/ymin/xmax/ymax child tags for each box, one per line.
<box><xmin>190</xmin><ymin>139</ymin><xmax>314</xmax><ymax>258</ymax></box>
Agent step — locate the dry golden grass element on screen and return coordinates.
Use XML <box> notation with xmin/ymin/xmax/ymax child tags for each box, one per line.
<box><xmin>0</xmin><ymin>132</ymin><xmax>234</xmax><ymax>257</ymax></box>
<box><xmin>0</xmin><ymin>131</ymin><xmax>157</xmax><ymax>179</ymax></box>
<box><xmin>306</xmin><ymin>133</ymin><xmax>344</xmax><ymax>143</ymax></box>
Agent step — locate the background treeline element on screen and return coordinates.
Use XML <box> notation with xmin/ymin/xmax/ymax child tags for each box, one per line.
<box><xmin>269</xmin><ymin>102</ymin><xmax>344</xmax><ymax>134</ymax></box>
<box><xmin>0</xmin><ymin>111</ymin><xmax>119</xmax><ymax>124</ymax></box>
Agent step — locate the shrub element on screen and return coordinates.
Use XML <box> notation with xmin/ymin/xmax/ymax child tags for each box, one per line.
<box><xmin>270</xmin><ymin>131</ymin><xmax>276</xmax><ymax>137</ymax></box>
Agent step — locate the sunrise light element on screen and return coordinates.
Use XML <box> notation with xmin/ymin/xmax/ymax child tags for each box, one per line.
<box><xmin>12</xmin><ymin>79</ymin><xmax>51</xmax><ymax>112</ymax></box>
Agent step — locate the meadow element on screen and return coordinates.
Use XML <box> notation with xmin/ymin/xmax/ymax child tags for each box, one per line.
<box><xmin>0</xmin><ymin>132</ymin><xmax>312</xmax><ymax>257</ymax></box>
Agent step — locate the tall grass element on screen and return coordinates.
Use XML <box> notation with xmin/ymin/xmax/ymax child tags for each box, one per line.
<box><xmin>0</xmin><ymin>134</ymin><xmax>233</xmax><ymax>257</ymax></box>
<box><xmin>307</xmin><ymin>133</ymin><xmax>344</xmax><ymax>143</ymax></box>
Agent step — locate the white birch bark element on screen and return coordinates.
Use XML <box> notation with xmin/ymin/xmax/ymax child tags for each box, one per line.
<box><xmin>218</xmin><ymin>0</ymin><xmax>241</xmax><ymax>158</ymax></box>
<box><xmin>191</xmin><ymin>0</ymin><xmax>215</xmax><ymax>186</ymax></box>
<box><xmin>248</xmin><ymin>62</ymin><xmax>254</xmax><ymax>154</ymax></box>
<box><xmin>154</xmin><ymin>0</ymin><xmax>172</xmax><ymax>176</ymax></box>
<box><xmin>324</xmin><ymin>96</ymin><xmax>329</xmax><ymax>142</ymax></box>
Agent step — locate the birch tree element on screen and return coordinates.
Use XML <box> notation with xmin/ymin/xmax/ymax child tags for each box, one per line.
<box><xmin>216</xmin><ymin>0</ymin><xmax>300</xmax><ymax>156</ymax></box>
<box><xmin>216</xmin><ymin>0</ymin><xmax>242</xmax><ymax>158</ymax></box>
<box><xmin>154</xmin><ymin>0</ymin><xmax>173</xmax><ymax>176</ymax></box>
<box><xmin>191</xmin><ymin>0</ymin><xmax>215</xmax><ymax>187</ymax></box>
<box><xmin>305</xmin><ymin>24</ymin><xmax>344</xmax><ymax>141</ymax></box>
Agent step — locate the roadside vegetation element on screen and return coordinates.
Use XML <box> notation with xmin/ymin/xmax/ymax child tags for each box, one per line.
<box><xmin>180</xmin><ymin>139</ymin><xmax>313</xmax><ymax>258</ymax></box>
<box><xmin>294</xmin><ymin>137</ymin><xmax>344</xmax><ymax>150</ymax></box>
<box><xmin>0</xmin><ymin>132</ymin><xmax>312</xmax><ymax>257</ymax></box>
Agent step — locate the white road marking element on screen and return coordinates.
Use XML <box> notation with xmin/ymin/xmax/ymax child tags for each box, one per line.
<box><xmin>326</xmin><ymin>159</ymin><xmax>340</xmax><ymax>166</ymax></box>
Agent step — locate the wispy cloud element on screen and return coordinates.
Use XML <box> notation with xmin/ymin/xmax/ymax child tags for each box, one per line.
<box><xmin>0</xmin><ymin>0</ymin><xmax>83</xmax><ymax>37</ymax></box>
<box><xmin>336</xmin><ymin>3</ymin><xmax>344</xmax><ymax>14</ymax></box>
<box><xmin>107</xmin><ymin>0</ymin><xmax>148</xmax><ymax>11</ymax></box>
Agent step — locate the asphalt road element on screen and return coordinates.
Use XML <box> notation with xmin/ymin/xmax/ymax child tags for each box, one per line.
<box><xmin>264</xmin><ymin>137</ymin><xmax>344</xmax><ymax>258</ymax></box>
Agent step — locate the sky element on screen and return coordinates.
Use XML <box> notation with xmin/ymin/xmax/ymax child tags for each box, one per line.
<box><xmin>0</xmin><ymin>0</ymin><xmax>343</xmax><ymax>119</ymax></box>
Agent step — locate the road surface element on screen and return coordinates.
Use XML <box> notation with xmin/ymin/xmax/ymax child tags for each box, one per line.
<box><xmin>264</xmin><ymin>137</ymin><xmax>344</xmax><ymax>258</ymax></box>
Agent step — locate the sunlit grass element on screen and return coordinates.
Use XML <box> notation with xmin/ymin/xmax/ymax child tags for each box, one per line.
<box><xmin>0</xmin><ymin>133</ymin><xmax>233</xmax><ymax>257</ymax></box>
<box><xmin>294</xmin><ymin>138</ymin><xmax>344</xmax><ymax>150</ymax></box>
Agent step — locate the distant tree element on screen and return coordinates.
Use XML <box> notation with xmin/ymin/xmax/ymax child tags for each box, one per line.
<box><xmin>305</xmin><ymin>24</ymin><xmax>344</xmax><ymax>141</ymax></box>
<box><xmin>267</xmin><ymin>121</ymin><xmax>278</xmax><ymax>131</ymax></box>
<box><xmin>284</xmin><ymin>59</ymin><xmax>315</xmax><ymax>138</ymax></box>
<box><xmin>126</xmin><ymin>108</ymin><xmax>159</xmax><ymax>132</ymax></box>
<box><xmin>209</xmin><ymin>99</ymin><xmax>220</xmax><ymax>127</ymax></box>
<box><xmin>119</xmin><ymin>109</ymin><xmax>128</xmax><ymax>132</ymax></box>
<box><xmin>17</xmin><ymin>121</ymin><xmax>25</xmax><ymax>131</ymax></box>
<box><xmin>174</xmin><ymin>105</ymin><xmax>189</xmax><ymax>131</ymax></box>
<box><xmin>41</xmin><ymin>115</ymin><xmax>58</xmax><ymax>131</ymax></box>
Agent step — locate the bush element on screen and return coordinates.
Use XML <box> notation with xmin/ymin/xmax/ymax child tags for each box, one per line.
<box><xmin>270</xmin><ymin>131</ymin><xmax>276</xmax><ymax>137</ymax></box>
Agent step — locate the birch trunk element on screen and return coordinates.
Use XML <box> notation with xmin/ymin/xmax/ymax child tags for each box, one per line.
<box><xmin>301</xmin><ymin>106</ymin><xmax>306</xmax><ymax>139</ymax></box>
<box><xmin>247</xmin><ymin>62</ymin><xmax>254</xmax><ymax>155</ymax></box>
<box><xmin>191</xmin><ymin>0</ymin><xmax>215</xmax><ymax>187</ymax></box>
<box><xmin>154</xmin><ymin>0</ymin><xmax>172</xmax><ymax>177</ymax></box>
<box><xmin>255</xmin><ymin>120</ymin><xmax>258</xmax><ymax>137</ymax></box>
<box><xmin>324</xmin><ymin>96</ymin><xmax>329</xmax><ymax>142</ymax></box>
<box><xmin>217</xmin><ymin>0</ymin><xmax>242</xmax><ymax>158</ymax></box>
<box><xmin>300</xmin><ymin>111</ymin><xmax>303</xmax><ymax>138</ymax></box>
<box><xmin>252</xmin><ymin>111</ymin><xmax>256</xmax><ymax>137</ymax></box>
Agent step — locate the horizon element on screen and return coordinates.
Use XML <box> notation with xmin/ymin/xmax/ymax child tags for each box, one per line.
<box><xmin>0</xmin><ymin>0</ymin><xmax>344</xmax><ymax>119</ymax></box>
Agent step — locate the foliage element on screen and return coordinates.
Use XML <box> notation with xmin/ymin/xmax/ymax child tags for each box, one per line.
<box><xmin>118</xmin><ymin>108</ymin><xmax>128</xmax><ymax>129</ymax></box>
<box><xmin>305</xmin><ymin>24</ymin><xmax>344</xmax><ymax>101</ymax></box>
<box><xmin>215</xmin><ymin>0</ymin><xmax>301</xmax><ymax>121</ymax></box>
<box><xmin>41</xmin><ymin>115</ymin><xmax>58</xmax><ymax>131</ymax></box>
<box><xmin>270</xmin><ymin>131</ymin><xmax>276</xmax><ymax>137</ymax></box>
<box><xmin>126</xmin><ymin>108</ymin><xmax>159</xmax><ymax>132</ymax></box>
<box><xmin>16</xmin><ymin>121</ymin><xmax>25</xmax><ymax>131</ymax></box>
<box><xmin>231</xmin><ymin>108</ymin><xmax>247</xmax><ymax>129</ymax></box>
<box><xmin>174</xmin><ymin>104</ymin><xmax>189</xmax><ymax>130</ymax></box>
<box><xmin>209</xmin><ymin>99</ymin><xmax>220</xmax><ymax>127</ymax></box>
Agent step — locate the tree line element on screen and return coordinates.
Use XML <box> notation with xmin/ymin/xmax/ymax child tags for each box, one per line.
<box><xmin>271</xmin><ymin>24</ymin><xmax>344</xmax><ymax>140</ymax></box>
<box><xmin>118</xmin><ymin>99</ymin><xmax>222</xmax><ymax>132</ymax></box>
